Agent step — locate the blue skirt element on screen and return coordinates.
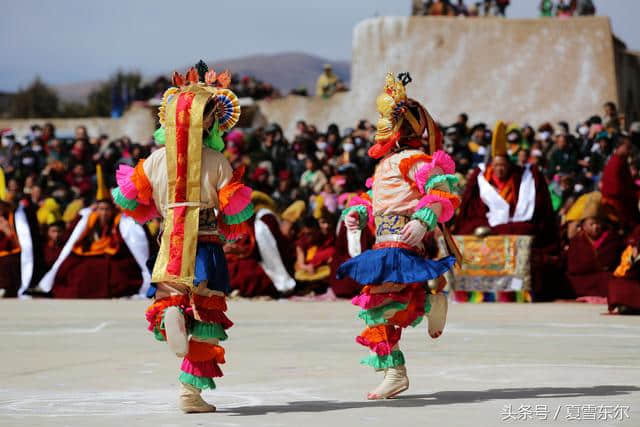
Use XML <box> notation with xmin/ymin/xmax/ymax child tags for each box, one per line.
<box><xmin>194</xmin><ymin>242</ymin><xmax>231</xmax><ymax>294</ymax></box>
<box><xmin>337</xmin><ymin>247</ymin><xmax>455</xmax><ymax>286</ymax></box>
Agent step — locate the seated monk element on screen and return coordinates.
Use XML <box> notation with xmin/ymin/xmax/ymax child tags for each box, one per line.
<box><xmin>454</xmin><ymin>121</ymin><xmax>555</xmax><ymax>240</ymax></box>
<box><xmin>38</xmin><ymin>198</ymin><xmax>151</xmax><ymax>298</ymax></box>
<box><xmin>224</xmin><ymin>192</ymin><xmax>296</xmax><ymax>298</ymax></box>
<box><xmin>0</xmin><ymin>201</ymin><xmax>21</xmax><ymax>297</ymax></box>
<box><xmin>454</xmin><ymin>122</ymin><xmax>558</xmax><ymax>300</ymax></box>
<box><xmin>601</xmin><ymin>134</ymin><xmax>639</xmax><ymax>231</ymax></box>
<box><xmin>43</xmin><ymin>221</ymin><xmax>66</xmax><ymax>270</ymax></box>
<box><xmin>0</xmin><ymin>199</ymin><xmax>45</xmax><ymax>298</ymax></box>
<box><xmin>608</xmin><ymin>226</ymin><xmax>640</xmax><ymax>314</ymax></box>
<box><xmin>294</xmin><ymin>211</ymin><xmax>336</xmax><ymax>295</ymax></box>
<box><xmin>566</xmin><ymin>207</ymin><xmax>624</xmax><ymax>298</ymax></box>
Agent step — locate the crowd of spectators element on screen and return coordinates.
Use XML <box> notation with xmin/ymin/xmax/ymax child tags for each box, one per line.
<box><xmin>1</xmin><ymin>100</ymin><xmax>639</xmax><ymax>307</ymax></box>
<box><xmin>413</xmin><ymin>0</ymin><xmax>596</xmax><ymax>17</ymax></box>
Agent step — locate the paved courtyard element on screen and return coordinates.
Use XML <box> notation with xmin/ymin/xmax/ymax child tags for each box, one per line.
<box><xmin>0</xmin><ymin>299</ymin><xmax>638</xmax><ymax>426</ymax></box>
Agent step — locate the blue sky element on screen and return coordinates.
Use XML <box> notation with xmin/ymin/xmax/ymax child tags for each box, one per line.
<box><xmin>1</xmin><ymin>0</ymin><xmax>638</xmax><ymax>91</ymax></box>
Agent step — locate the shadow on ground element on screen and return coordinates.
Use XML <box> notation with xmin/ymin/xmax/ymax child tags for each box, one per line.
<box><xmin>223</xmin><ymin>385</ymin><xmax>640</xmax><ymax>416</ymax></box>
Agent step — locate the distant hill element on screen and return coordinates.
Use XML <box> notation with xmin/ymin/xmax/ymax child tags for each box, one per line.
<box><xmin>53</xmin><ymin>52</ymin><xmax>351</xmax><ymax>103</ymax></box>
<box><xmin>194</xmin><ymin>52</ymin><xmax>350</xmax><ymax>95</ymax></box>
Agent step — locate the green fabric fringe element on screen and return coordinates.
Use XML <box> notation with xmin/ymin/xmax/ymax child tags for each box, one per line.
<box><xmin>424</xmin><ymin>293</ymin><xmax>432</xmax><ymax>315</ymax></box>
<box><xmin>424</xmin><ymin>174</ymin><xmax>459</xmax><ymax>193</ymax></box>
<box><xmin>411</xmin><ymin>207</ymin><xmax>437</xmax><ymax>231</ymax></box>
<box><xmin>179</xmin><ymin>372</ymin><xmax>216</xmax><ymax>390</ymax></box>
<box><xmin>111</xmin><ymin>187</ymin><xmax>138</xmax><ymax>211</ymax></box>
<box><xmin>340</xmin><ymin>205</ymin><xmax>368</xmax><ymax>230</ymax></box>
<box><xmin>152</xmin><ymin>326</ymin><xmax>166</xmax><ymax>342</ymax></box>
<box><xmin>203</xmin><ymin>121</ymin><xmax>225</xmax><ymax>152</ymax></box>
<box><xmin>153</xmin><ymin>127</ymin><xmax>166</xmax><ymax>145</ymax></box>
<box><xmin>358</xmin><ymin>301</ymin><xmax>408</xmax><ymax>326</ymax></box>
<box><xmin>190</xmin><ymin>320</ymin><xmax>228</xmax><ymax>341</ymax></box>
<box><xmin>361</xmin><ymin>350</ymin><xmax>405</xmax><ymax>369</ymax></box>
<box><xmin>223</xmin><ymin>202</ymin><xmax>254</xmax><ymax>225</ymax></box>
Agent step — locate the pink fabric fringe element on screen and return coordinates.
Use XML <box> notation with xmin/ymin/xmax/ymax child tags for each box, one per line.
<box><xmin>115</xmin><ymin>165</ymin><xmax>138</xmax><ymax>200</ymax></box>
<box><xmin>365</xmin><ymin>177</ymin><xmax>374</xmax><ymax>188</ymax></box>
<box><xmin>351</xmin><ymin>289</ymin><xmax>413</xmax><ymax>310</ymax></box>
<box><xmin>222</xmin><ymin>185</ymin><xmax>252</xmax><ymax>215</ymax></box>
<box><xmin>181</xmin><ymin>358</ymin><xmax>223</xmax><ymax>378</ymax></box>
<box><xmin>416</xmin><ymin>194</ymin><xmax>455</xmax><ymax>223</ymax></box>
<box><xmin>414</xmin><ymin>150</ymin><xmax>456</xmax><ymax>194</ymax></box>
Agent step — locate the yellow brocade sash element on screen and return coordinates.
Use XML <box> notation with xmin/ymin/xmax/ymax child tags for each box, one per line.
<box><xmin>152</xmin><ymin>86</ymin><xmax>211</xmax><ymax>286</ymax></box>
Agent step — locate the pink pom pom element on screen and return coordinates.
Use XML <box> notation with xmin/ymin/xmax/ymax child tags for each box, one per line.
<box><xmin>115</xmin><ymin>165</ymin><xmax>137</xmax><ymax>200</ymax></box>
<box><xmin>432</xmin><ymin>150</ymin><xmax>455</xmax><ymax>174</ymax></box>
<box><xmin>416</xmin><ymin>194</ymin><xmax>455</xmax><ymax>223</ymax></box>
<box><xmin>222</xmin><ymin>186</ymin><xmax>252</xmax><ymax>215</ymax></box>
<box><xmin>414</xmin><ymin>150</ymin><xmax>456</xmax><ymax>194</ymax></box>
<box><xmin>365</xmin><ymin>177</ymin><xmax>374</xmax><ymax>188</ymax></box>
<box><xmin>351</xmin><ymin>292</ymin><xmax>411</xmax><ymax>310</ymax></box>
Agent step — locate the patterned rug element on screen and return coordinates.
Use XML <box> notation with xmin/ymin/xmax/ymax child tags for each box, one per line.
<box><xmin>447</xmin><ymin>235</ymin><xmax>533</xmax><ymax>303</ymax></box>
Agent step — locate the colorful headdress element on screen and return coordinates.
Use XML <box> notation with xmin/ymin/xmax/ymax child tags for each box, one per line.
<box><xmin>151</xmin><ymin>61</ymin><xmax>242</xmax><ymax>286</ymax></box>
<box><xmin>154</xmin><ymin>60</ymin><xmax>240</xmax><ymax>152</ymax></box>
<box><xmin>369</xmin><ymin>72</ymin><xmax>442</xmax><ymax>159</ymax></box>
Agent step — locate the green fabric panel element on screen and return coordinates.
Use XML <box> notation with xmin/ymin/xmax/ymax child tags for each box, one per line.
<box><xmin>152</xmin><ymin>326</ymin><xmax>166</xmax><ymax>342</ymax></box>
<box><xmin>203</xmin><ymin>121</ymin><xmax>225</xmax><ymax>152</ymax></box>
<box><xmin>111</xmin><ymin>187</ymin><xmax>138</xmax><ymax>210</ymax></box>
<box><xmin>411</xmin><ymin>207</ymin><xmax>437</xmax><ymax>231</ymax></box>
<box><xmin>361</xmin><ymin>350</ymin><xmax>405</xmax><ymax>369</ymax></box>
<box><xmin>424</xmin><ymin>174</ymin><xmax>459</xmax><ymax>193</ymax></box>
<box><xmin>153</xmin><ymin>127</ymin><xmax>166</xmax><ymax>145</ymax></box>
<box><xmin>190</xmin><ymin>320</ymin><xmax>228</xmax><ymax>341</ymax></box>
<box><xmin>179</xmin><ymin>372</ymin><xmax>216</xmax><ymax>390</ymax></box>
<box><xmin>223</xmin><ymin>203</ymin><xmax>254</xmax><ymax>225</ymax></box>
<box><xmin>358</xmin><ymin>301</ymin><xmax>408</xmax><ymax>326</ymax></box>
<box><xmin>340</xmin><ymin>205</ymin><xmax>368</xmax><ymax>230</ymax></box>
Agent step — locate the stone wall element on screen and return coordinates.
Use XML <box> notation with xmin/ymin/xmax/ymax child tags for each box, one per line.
<box><xmin>0</xmin><ymin>104</ymin><xmax>156</xmax><ymax>143</ymax></box>
<box><xmin>260</xmin><ymin>16</ymin><xmax>629</xmax><ymax>139</ymax></box>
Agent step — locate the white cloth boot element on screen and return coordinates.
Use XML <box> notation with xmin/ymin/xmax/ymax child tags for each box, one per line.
<box><xmin>426</xmin><ymin>293</ymin><xmax>448</xmax><ymax>339</ymax></box>
<box><xmin>178</xmin><ymin>383</ymin><xmax>216</xmax><ymax>413</ymax></box>
<box><xmin>367</xmin><ymin>365</ymin><xmax>409</xmax><ymax>400</ymax></box>
<box><xmin>164</xmin><ymin>306</ymin><xmax>188</xmax><ymax>357</ymax></box>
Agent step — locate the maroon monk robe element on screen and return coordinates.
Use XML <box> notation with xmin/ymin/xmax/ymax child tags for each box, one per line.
<box><xmin>608</xmin><ymin>225</ymin><xmax>640</xmax><ymax>312</ymax></box>
<box><xmin>225</xmin><ymin>216</ymin><xmax>279</xmax><ymax>298</ymax></box>
<box><xmin>566</xmin><ymin>229</ymin><xmax>624</xmax><ymax>297</ymax></box>
<box><xmin>0</xmin><ymin>229</ymin><xmax>20</xmax><ymax>298</ymax></box>
<box><xmin>52</xmin><ymin>214</ymin><xmax>142</xmax><ymax>299</ymax></box>
<box><xmin>329</xmin><ymin>223</ymin><xmax>375</xmax><ymax>298</ymax></box>
<box><xmin>608</xmin><ymin>264</ymin><xmax>640</xmax><ymax>312</ymax></box>
<box><xmin>601</xmin><ymin>153</ymin><xmax>640</xmax><ymax>230</ymax></box>
<box><xmin>454</xmin><ymin>165</ymin><xmax>556</xmax><ymax>245</ymax></box>
<box><xmin>259</xmin><ymin>212</ymin><xmax>295</xmax><ymax>274</ymax></box>
<box><xmin>455</xmin><ymin>164</ymin><xmax>564</xmax><ymax>301</ymax></box>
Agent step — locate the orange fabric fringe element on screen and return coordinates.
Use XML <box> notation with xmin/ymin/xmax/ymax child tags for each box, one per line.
<box><xmin>429</xmin><ymin>188</ymin><xmax>461</xmax><ymax>210</ymax></box>
<box><xmin>399</xmin><ymin>154</ymin><xmax>432</xmax><ymax>189</ymax></box>
<box><xmin>131</xmin><ymin>159</ymin><xmax>153</xmax><ymax>204</ymax></box>
<box><xmin>186</xmin><ymin>341</ymin><xmax>226</xmax><ymax>363</ymax></box>
<box><xmin>192</xmin><ymin>293</ymin><xmax>227</xmax><ymax>311</ymax></box>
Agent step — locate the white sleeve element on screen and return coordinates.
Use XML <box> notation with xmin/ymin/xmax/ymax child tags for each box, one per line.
<box><xmin>37</xmin><ymin>208</ymin><xmax>92</xmax><ymax>293</ymax></box>
<box><xmin>254</xmin><ymin>213</ymin><xmax>296</xmax><ymax>293</ymax></box>
<box><xmin>15</xmin><ymin>205</ymin><xmax>33</xmax><ymax>297</ymax></box>
<box><xmin>118</xmin><ymin>215</ymin><xmax>151</xmax><ymax>297</ymax></box>
<box><xmin>347</xmin><ymin>229</ymin><xmax>362</xmax><ymax>258</ymax></box>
